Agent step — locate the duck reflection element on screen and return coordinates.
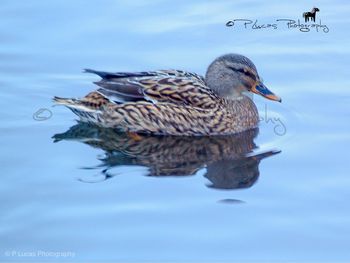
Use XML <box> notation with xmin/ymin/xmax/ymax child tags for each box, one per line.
<box><xmin>53</xmin><ymin>122</ymin><xmax>280</xmax><ymax>190</ymax></box>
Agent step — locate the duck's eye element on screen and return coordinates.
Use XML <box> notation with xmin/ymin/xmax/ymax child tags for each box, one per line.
<box><xmin>228</xmin><ymin>66</ymin><xmax>257</xmax><ymax>82</ymax></box>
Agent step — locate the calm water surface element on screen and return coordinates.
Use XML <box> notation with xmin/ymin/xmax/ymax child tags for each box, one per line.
<box><xmin>1</xmin><ymin>0</ymin><xmax>350</xmax><ymax>262</ymax></box>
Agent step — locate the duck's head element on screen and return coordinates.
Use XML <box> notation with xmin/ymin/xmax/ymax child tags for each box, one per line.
<box><xmin>205</xmin><ymin>54</ymin><xmax>281</xmax><ymax>102</ymax></box>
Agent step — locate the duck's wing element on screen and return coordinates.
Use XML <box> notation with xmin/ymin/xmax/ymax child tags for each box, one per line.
<box><xmin>84</xmin><ymin>69</ymin><xmax>206</xmax><ymax>85</ymax></box>
<box><xmin>84</xmin><ymin>69</ymin><xmax>217</xmax><ymax>109</ymax></box>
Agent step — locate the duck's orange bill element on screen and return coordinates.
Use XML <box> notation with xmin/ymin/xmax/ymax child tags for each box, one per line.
<box><xmin>251</xmin><ymin>82</ymin><xmax>282</xmax><ymax>102</ymax></box>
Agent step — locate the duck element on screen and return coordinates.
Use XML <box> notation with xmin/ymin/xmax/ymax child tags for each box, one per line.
<box><xmin>54</xmin><ymin>53</ymin><xmax>281</xmax><ymax>136</ymax></box>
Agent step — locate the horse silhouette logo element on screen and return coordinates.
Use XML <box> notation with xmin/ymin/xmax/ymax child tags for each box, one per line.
<box><xmin>303</xmin><ymin>7</ymin><xmax>320</xmax><ymax>22</ymax></box>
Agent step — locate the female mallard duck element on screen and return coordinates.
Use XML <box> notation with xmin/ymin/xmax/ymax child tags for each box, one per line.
<box><xmin>54</xmin><ymin>53</ymin><xmax>281</xmax><ymax>136</ymax></box>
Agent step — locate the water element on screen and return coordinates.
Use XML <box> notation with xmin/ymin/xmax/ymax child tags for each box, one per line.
<box><xmin>1</xmin><ymin>0</ymin><xmax>350</xmax><ymax>262</ymax></box>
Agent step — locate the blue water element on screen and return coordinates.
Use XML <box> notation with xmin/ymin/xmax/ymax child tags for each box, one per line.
<box><xmin>1</xmin><ymin>0</ymin><xmax>350</xmax><ymax>262</ymax></box>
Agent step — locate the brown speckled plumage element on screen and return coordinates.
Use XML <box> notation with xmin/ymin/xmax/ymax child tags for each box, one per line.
<box><xmin>54</xmin><ymin>54</ymin><xmax>281</xmax><ymax>136</ymax></box>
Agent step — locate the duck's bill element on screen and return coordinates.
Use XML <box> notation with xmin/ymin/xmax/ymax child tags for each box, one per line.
<box><xmin>251</xmin><ymin>82</ymin><xmax>282</xmax><ymax>102</ymax></box>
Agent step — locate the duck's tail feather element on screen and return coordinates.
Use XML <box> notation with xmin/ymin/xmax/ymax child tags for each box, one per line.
<box><xmin>53</xmin><ymin>96</ymin><xmax>78</xmax><ymax>106</ymax></box>
<box><xmin>53</xmin><ymin>96</ymin><xmax>94</xmax><ymax>111</ymax></box>
<box><xmin>53</xmin><ymin>96</ymin><xmax>102</xmax><ymax>123</ymax></box>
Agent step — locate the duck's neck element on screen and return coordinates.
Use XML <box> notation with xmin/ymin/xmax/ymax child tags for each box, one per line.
<box><xmin>224</xmin><ymin>95</ymin><xmax>259</xmax><ymax>126</ymax></box>
<box><xmin>208</xmin><ymin>83</ymin><xmax>247</xmax><ymax>100</ymax></box>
